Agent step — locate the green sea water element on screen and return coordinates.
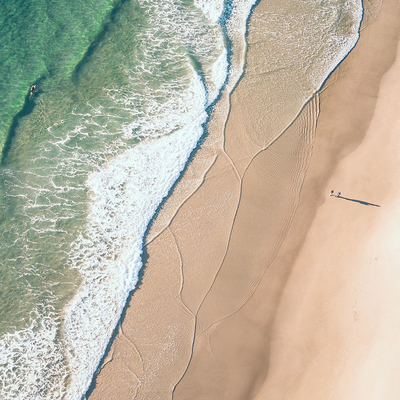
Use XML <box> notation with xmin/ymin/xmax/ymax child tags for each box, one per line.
<box><xmin>0</xmin><ymin>0</ymin><xmax>147</xmax><ymax>336</ymax></box>
<box><xmin>0</xmin><ymin>0</ymin><xmax>226</xmax><ymax>398</ymax></box>
<box><xmin>0</xmin><ymin>0</ymin><xmax>363</xmax><ymax>398</ymax></box>
<box><xmin>0</xmin><ymin>0</ymin><xmax>120</xmax><ymax>154</ymax></box>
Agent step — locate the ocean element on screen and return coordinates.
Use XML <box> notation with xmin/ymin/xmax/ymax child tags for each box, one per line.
<box><xmin>0</xmin><ymin>0</ymin><xmax>362</xmax><ymax>399</ymax></box>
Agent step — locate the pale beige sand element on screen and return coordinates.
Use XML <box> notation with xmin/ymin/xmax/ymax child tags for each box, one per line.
<box><xmin>252</xmin><ymin>3</ymin><xmax>400</xmax><ymax>398</ymax></box>
<box><xmin>87</xmin><ymin>0</ymin><xmax>400</xmax><ymax>398</ymax></box>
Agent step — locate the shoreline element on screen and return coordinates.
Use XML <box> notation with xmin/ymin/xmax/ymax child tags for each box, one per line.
<box><xmin>87</xmin><ymin>0</ymin><xmax>400</xmax><ymax>398</ymax></box>
<box><xmin>252</xmin><ymin>0</ymin><xmax>400</xmax><ymax>395</ymax></box>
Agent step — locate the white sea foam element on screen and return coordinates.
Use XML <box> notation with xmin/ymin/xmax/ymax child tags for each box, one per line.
<box><xmin>308</xmin><ymin>0</ymin><xmax>363</xmax><ymax>91</ymax></box>
<box><xmin>0</xmin><ymin>312</ymin><xmax>67</xmax><ymax>400</ymax></box>
<box><xmin>194</xmin><ymin>0</ymin><xmax>224</xmax><ymax>22</ymax></box>
<box><xmin>0</xmin><ymin>1</ymin><xmax>230</xmax><ymax>398</ymax></box>
<box><xmin>65</xmin><ymin>0</ymin><xmax>363</xmax><ymax>397</ymax></box>
<box><xmin>61</xmin><ymin>4</ymin><xmax>257</xmax><ymax>398</ymax></box>
<box><xmin>207</xmin><ymin>47</ymin><xmax>228</xmax><ymax>104</ymax></box>
<box><xmin>226</xmin><ymin>0</ymin><xmax>258</xmax><ymax>93</ymax></box>
<box><xmin>0</xmin><ymin>0</ymin><xmax>364</xmax><ymax>399</ymax></box>
<box><xmin>63</xmin><ymin>71</ymin><xmax>208</xmax><ymax>399</ymax></box>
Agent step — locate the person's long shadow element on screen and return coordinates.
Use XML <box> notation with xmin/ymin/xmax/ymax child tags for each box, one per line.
<box><xmin>337</xmin><ymin>196</ymin><xmax>380</xmax><ymax>207</ymax></box>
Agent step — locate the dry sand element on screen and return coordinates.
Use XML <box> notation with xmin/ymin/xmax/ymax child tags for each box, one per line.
<box><xmin>251</xmin><ymin>2</ymin><xmax>400</xmax><ymax>398</ymax></box>
<box><xmin>87</xmin><ymin>0</ymin><xmax>400</xmax><ymax>399</ymax></box>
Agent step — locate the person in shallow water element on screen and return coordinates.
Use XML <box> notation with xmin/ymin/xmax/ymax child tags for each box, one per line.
<box><xmin>30</xmin><ymin>85</ymin><xmax>36</xmax><ymax>94</ymax></box>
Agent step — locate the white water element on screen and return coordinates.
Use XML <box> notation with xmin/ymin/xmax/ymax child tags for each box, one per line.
<box><xmin>62</xmin><ymin>2</ymin><xmax>260</xmax><ymax>398</ymax></box>
<box><xmin>0</xmin><ymin>0</ymin><xmax>364</xmax><ymax>399</ymax></box>
<box><xmin>64</xmin><ymin>2</ymin><xmax>364</xmax><ymax>396</ymax></box>
<box><xmin>64</xmin><ymin>70</ymin><xmax>208</xmax><ymax>398</ymax></box>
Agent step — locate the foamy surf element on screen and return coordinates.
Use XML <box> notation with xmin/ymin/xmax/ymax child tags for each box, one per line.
<box><xmin>0</xmin><ymin>0</ymin><xmax>228</xmax><ymax>397</ymax></box>
<box><xmin>0</xmin><ymin>0</ymin><xmax>364</xmax><ymax>399</ymax></box>
<box><xmin>0</xmin><ymin>311</ymin><xmax>67</xmax><ymax>399</ymax></box>
<box><xmin>64</xmin><ymin>71</ymin><xmax>208</xmax><ymax>399</ymax></box>
<box><xmin>62</xmin><ymin>2</ymin><xmax>259</xmax><ymax>397</ymax></box>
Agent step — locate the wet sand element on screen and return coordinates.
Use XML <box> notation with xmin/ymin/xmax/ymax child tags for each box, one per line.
<box><xmin>87</xmin><ymin>0</ymin><xmax>400</xmax><ymax>398</ymax></box>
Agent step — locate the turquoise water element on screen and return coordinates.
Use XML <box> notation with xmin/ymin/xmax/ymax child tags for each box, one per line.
<box><xmin>0</xmin><ymin>0</ymin><xmax>119</xmax><ymax>153</ymax></box>
<box><xmin>0</xmin><ymin>0</ymin><xmax>226</xmax><ymax>398</ymax></box>
<box><xmin>0</xmin><ymin>0</ymin><xmax>362</xmax><ymax>398</ymax></box>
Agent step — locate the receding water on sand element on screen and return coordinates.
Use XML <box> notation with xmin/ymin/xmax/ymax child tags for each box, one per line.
<box><xmin>0</xmin><ymin>0</ymin><xmax>226</xmax><ymax>398</ymax></box>
<box><xmin>0</xmin><ymin>0</ymin><xmax>363</xmax><ymax>398</ymax></box>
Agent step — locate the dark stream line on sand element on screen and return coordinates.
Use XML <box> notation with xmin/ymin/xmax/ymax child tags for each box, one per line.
<box><xmin>83</xmin><ymin>2</ymin><xmax>238</xmax><ymax>399</ymax></box>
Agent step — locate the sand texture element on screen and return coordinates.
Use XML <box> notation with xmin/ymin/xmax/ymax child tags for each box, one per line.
<box><xmin>87</xmin><ymin>0</ymin><xmax>400</xmax><ymax>398</ymax></box>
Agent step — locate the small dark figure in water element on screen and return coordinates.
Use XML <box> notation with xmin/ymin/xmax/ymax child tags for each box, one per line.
<box><xmin>30</xmin><ymin>85</ymin><xmax>36</xmax><ymax>94</ymax></box>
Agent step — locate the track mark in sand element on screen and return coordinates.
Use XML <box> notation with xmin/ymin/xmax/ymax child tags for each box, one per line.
<box><xmin>123</xmin><ymin>366</ymin><xmax>142</xmax><ymax>397</ymax></box>
<box><xmin>220</xmin><ymin>148</ymin><xmax>242</xmax><ymax>182</ymax></box>
<box><xmin>196</xmin><ymin>95</ymin><xmax>319</xmax><ymax>335</ymax></box>
<box><xmin>118</xmin><ymin>323</ymin><xmax>145</xmax><ymax>378</ymax></box>
<box><xmin>194</xmin><ymin>143</ymin><xmax>272</xmax><ymax>336</ymax></box>
<box><xmin>145</xmin><ymin>154</ymin><xmax>219</xmax><ymax>247</ymax></box>
<box><xmin>99</xmin><ymin>346</ymin><xmax>115</xmax><ymax>370</ymax></box>
<box><xmin>194</xmin><ymin>150</ymin><xmax>271</xmax><ymax>336</ymax></box>
<box><xmin>168</xmin><ymin>227</ymin><xmax>196</xmax><ymax>320</ymax></box>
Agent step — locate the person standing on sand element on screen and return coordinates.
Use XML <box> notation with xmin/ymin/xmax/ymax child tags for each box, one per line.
<box><xmin>337</xmin><ymin>191</ymin><xmax>341</xmax><ymax>197</ymax></box>
<box><xmin>330</xmin><ymin>190</ymin><xmax>335</xmax><ymax>196</ymax></box>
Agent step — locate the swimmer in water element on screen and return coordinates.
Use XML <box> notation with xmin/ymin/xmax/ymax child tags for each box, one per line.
<box><xmin>30</xmin><ymin>85</ymin><xmax>36</xmax><ymax>94</ymax></box>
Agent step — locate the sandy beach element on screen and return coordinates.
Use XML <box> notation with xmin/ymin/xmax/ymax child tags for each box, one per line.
<box><xmin>87</xmin><ymin>0</ymin><xmax>400</xmax><ymax>399</ymax></box>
